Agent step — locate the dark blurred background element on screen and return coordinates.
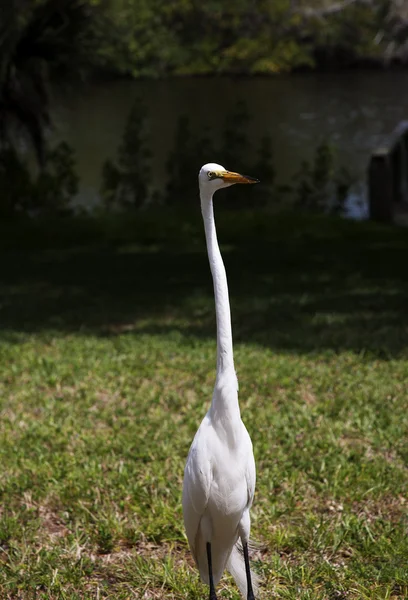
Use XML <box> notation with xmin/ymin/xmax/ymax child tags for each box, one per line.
<box><xmin>1</xmin><ymin>0</ymin><xmax>408</xmax><ymax>220</ymax></box>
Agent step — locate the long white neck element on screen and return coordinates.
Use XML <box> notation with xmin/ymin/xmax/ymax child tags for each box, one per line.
<box><xmin>200</xmin><ymin>188</ymin><xmax>235</xmax><ymax>377</ymax></box>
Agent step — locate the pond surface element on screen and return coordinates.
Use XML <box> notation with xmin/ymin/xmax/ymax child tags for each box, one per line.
<box><xmin>53</xmin><ymin>70</ymin><xmax>408</xmax><ymax>212</ymax></box>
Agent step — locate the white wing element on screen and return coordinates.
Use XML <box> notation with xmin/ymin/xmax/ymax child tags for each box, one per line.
<box><xmin>243</xmin><ymin>424</ymin><xmax>256</xmax><ymax>508</ymax></box>
<box><xmin>182</xmin><ymin>416</ymin><xmax>213</xmax><ymax>562</ymax></box>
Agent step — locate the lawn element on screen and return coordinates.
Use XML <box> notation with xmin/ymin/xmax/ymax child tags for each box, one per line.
<box><xmin>0</xmin><ymin>211</ymin><xmax>407</xmax><ymax>599</ymax></box>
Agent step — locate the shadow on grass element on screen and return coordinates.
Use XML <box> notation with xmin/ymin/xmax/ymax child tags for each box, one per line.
<box><xmin>0</xmin><ymin>211</ymin><xmax>407</xmax><ymax>357</ymax></box>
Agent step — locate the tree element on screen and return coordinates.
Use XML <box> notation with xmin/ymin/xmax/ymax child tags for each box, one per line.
<box><xmin>0</xmin><ymin>0</ymin><xmax>95</xmax><ymax>165</ymax></box>
<box><xmin>101</xmin><ymin>99</ymin><xmax>152</xmax><ymax>209</ymax></box>
<box><xmin>0</xmin><ymin>0</ymin><xmax>92</xmax><ymax>216</ymax></box>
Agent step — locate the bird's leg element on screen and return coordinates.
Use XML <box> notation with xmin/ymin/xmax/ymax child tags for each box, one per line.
<box><xmin>243</xmin><ymin>542</ymin><xmax>255</xmax><ymax>600</ymax></box>
<box><xmin>206</xmin><ymin>542</ymin><xmax>217</xmax><ymax>600</ymax></box>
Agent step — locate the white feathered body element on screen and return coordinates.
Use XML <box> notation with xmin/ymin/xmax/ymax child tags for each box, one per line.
<box><xmin>182</xmin><ymin>371</ymin><xmax>256</xmax><ymax>589</ymax></box>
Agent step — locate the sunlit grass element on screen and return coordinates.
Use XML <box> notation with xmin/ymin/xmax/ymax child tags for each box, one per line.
<box><xmin>0</xmin><ymin>211</ymin><xmax>407</xmax><ymax>598</ymax></box>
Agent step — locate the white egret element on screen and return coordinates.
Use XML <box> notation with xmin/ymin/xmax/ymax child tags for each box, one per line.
<box><xmin>182</xmin><ymin>163</ymin><xmax>259</xmax><ymax>600</ymax></box>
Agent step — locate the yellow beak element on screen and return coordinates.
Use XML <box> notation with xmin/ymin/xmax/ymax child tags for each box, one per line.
<box><xmin>219</xmin><ymin>170</ymin><xmax>259</xmax><ymax>184</ymax></box>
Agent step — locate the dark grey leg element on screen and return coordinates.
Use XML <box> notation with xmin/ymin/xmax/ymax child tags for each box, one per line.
<box><xmin>206</xmin><ymin>542</ymin><xmax>217</xmax><ymax>600</ymax></box>
<box><xmin>243</xmin><ymin>542</ymin><xmax>255</xmax><ymax>600</ymax></box>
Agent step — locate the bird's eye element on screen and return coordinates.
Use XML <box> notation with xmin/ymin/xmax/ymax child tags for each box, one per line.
<box><xmin>208</xmin><ymin>171</ymin><xmax>216</xmax><ymax>180</ymax></box>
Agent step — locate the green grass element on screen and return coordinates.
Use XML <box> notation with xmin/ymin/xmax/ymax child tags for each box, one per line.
<box><xmin>0</xmin><ymin>210</ymin><xmax>407</xmax><ymax>599</ymax></box>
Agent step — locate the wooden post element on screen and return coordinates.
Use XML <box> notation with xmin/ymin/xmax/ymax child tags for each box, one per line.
<box><xmin>400</xmin><ymin>129</ymin><xmax>408</xmax><ymax>205</ymax></box>
<box><xmin>368</xmin><ymin>149</ymin><xmax>393</xmax><ymax>223</ymax></box>
<box><xmin>368</xmin><ymin>121</ymin><xmax>408</xmax><ymax>224</ymax></box>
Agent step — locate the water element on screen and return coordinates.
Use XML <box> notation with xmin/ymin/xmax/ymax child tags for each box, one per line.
<box><xmin>52</xmin><ymin>70</ymin><xmax>408</xmax><ymax>212</ymax></box>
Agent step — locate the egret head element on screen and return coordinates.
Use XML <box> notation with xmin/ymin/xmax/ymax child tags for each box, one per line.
<box><xmin>199</xmin><ymin>163</ymin><xmax>259</xmax><ymax>194</ymax></box>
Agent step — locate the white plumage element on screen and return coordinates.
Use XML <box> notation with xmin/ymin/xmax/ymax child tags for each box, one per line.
<box><xmin>182</xmin><ymin>163</ymin><xmax>259</xmax><ymax>599</ymax></box>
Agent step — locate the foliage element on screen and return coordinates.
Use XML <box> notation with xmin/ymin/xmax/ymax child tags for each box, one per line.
<box><xmin>0</xmin><ymin>0</ymin><xmax>96</xmax><ymax>165</ymax></box>
<box><xmin>0</xmin><ymin>1</ymin><xmax>95</xmax><ymax>216</ymax></box>
<box><xmin>294</xmin><ymin>141</ymin><xmax>335</xmax><ymax>211</ymax></box>
<box><xmin>0</xmin><ymin>142</ymin><xmax>78</xmax><ymax>218</ymax></box>
<box><xmin>33</xmin><ymin>141</ymin><xmax>79</xmax><ymax>214</ymax></box>
<box><xmin>293</xmin><ymin>140</ymin><xmax>354</xmax><ymax>213</ymax></box>
<box><xmin>83</xmin><ymin>0</ymin><xmax>408</xmax><ymax>77</ymax></box>
<box><xmin>101</xmin><ymin>99</ymin><xmax>152</xmax><ymax>209</ymax></box>
<box><xmin>0</xmin><ymin>212</ymin><xmax>407</xmax><ymax>598</ymax></box>
<box><xmin>165</xmin><ymin>115</ymin><xmax>199</xmax><ymax>207</ymax></box>
<box><xmin>333</xmin><ymin>165</ymin><xmax>356</xmax><ymax>214</ymax></box>
<box><xmin>1</xmin><ymin>1</ymin><xmax>406</xmax><ymax>217</ymax></box>
<box><xmin>220</xmin><ymin>100</ymin><xmax>251</xmax><ymax>169</ymax></box>
<box><xmin>0</xmin><ymin>147</ymin><xmax>32</xmax><ymax>218</ymax></box>
<box><xmin>251</xmin><ymin>135</ymin><xmax>276</xmax><ymax>206</ymax></box>
<box><xmin>102</xmin><ymin>99</ymin><xmax>274</xmax><ymax>210</ymax></box>
<box><xmin>164</xmin><ymin>101</ymin><xmax>271</xmax><ymax>208</ymax></box>
<box><xmin>1</xmin><ymin>93</ymin><xmax>351</xmax><ymax>217</ymax></box>
<box><xmin>2</xmin><ymin>0</ymin><xmax>408</xmax><ymax>128</ymax></box>
<box><xmin>308</xmin><ymin>2</ymin><xmax>385</xmax><ymax>67</ymax></box>
<box><xmin>102</xmin><ymin>101</ymin><xmax>351</xmax><ymax>214</ymax></box>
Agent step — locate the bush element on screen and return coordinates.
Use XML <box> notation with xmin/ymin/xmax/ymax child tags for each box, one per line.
<box><xmin>0</xmin><ymin>142</ymin><xmax>78</xmax><ymax>218</ymax></box>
